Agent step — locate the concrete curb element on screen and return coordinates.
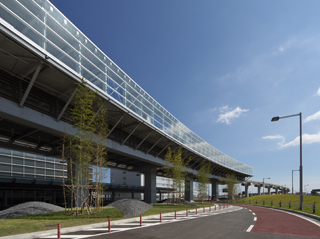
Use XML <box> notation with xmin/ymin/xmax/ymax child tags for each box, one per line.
<box><xmin>0</xmin><ymin>206</ymin><xmax>217</xmax><ymax>239</ymax></box>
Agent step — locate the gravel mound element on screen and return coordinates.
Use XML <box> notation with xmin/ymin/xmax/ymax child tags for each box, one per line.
<box><xmin>160</xmin><ymin>199</ymin><xmax>198</xmax><ymax>207</ymax></box>
<box><xmin>0</xmin><ymin>201</ymin><xmax>64</xmax><ymax>219</ymax></box>
<box><xmin>108</xmin><ymin>199</ymin><xmax>152</xmax><ymax>218</ymax></box>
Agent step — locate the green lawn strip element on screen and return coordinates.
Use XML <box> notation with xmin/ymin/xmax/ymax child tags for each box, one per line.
<box><xmin>0</xmin><ymin>203</ymin><xmax>217</xmax><ymax>237</ymax></box>
<box><xmin>228</xmin><ymin>195</ymin><xmax>320</xmax><ymax>217</ymax></box>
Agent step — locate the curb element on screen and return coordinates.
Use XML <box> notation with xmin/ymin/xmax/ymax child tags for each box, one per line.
<box><xmin>0</xmin><ymin>206</ymin><xmax>217</xmax><ymax>239</ymax></box>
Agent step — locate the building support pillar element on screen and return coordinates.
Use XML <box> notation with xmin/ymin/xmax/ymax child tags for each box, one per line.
<box><xmin>211</xmin><ymin>179</ymin><xmax>219</xmax><ymax>200</ymax></box>
<box><xmin>2</xmin><ymin>190</ymin><xmax>7</xmax><ymax>207</ymax></box>
<box><xmin>143</xmin><ymin>166</ymin><xmax>157</xmax><ymax>203</ymax></box>
<box><xmin>185</xmin><ymin>177</ymin><xmax>194</xmax><ymax>202</ymax></box>
<box><xmin>111</xmin><ymin>192</ymin><xmax>115</xmax><ymax>201</ymax></box>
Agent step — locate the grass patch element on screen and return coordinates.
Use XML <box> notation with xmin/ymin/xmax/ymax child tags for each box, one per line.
<box><xmin>0</xmin><ymin>202</ymin><xmax>216</xmax><ymax>237</ymax></box>
<box><xmin>230</xmin><ymin>195</ymin><xmax>320</xmax><ymax>217</ymax></box>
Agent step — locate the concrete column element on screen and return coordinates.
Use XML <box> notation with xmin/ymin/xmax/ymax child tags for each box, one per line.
<box><xmin>2</xmin><ymin>190</ymin><xmax>8</xmax><ymax>207</ymax></box>
<box><xmin>131</xmin><ymin>192</ymin><xmax>134</xmax><ymax>199</ymax></box>
<box><xmin>211</xmin><ymin>179</ymin><xmax>219</xmax><ymax>200</ymax></box>
<box><xmin>159</xmin><ymin>192</ymin><xmax>162</xmax><ymax>201</ymax></box>
<box><xmin>245</xmin><ymin>185</ymin><xmax>250</xmax><ymax>197</ymax></box>
<box><xmin>267</xmin><ymin>187</ymin><xmax>271</xmax><ymax>195</ymax></box>
<box><xmin>257</xmin><ymin>186</ymin><xmax>261</xmax><ymax>195</ymax></box>
<box><xmin>143</xmin><ymin>166</ymin><xmax>157</xmax><ymax>203</ymax></box>
<box><xmin>185</xmin><ymin>177</ymin><xmax>194</xmax><ymax>202</ymax></box>
<box><xmin>52</xmin><ymin>191</ymin><xmax>56</xmax><ymax>204</ymax></box>
<box><xmin>275</xmin><ymin>188</ymin><xmax>279</xmax><ymax>194</ymax></box>
<box><xmin>111</xmin><ymin>192</ymin><xmax>115</xmax><ymax>201</ymax></box>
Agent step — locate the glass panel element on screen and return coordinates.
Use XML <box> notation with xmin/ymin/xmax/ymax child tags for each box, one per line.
<box><xmin>0</xmin><ymin>148</ymin><xmax>11</xmax><ymax>155</ymax></box>
<box><xmin>12</xmin><ymin>165</ymin><xmax>23</xmax><ymax>173</ymax></box>
<box><xmin>36</xmin><ymin>161</ymin><xmax>45</xmax><ymax>167</ymax></box>
<box><xmin>24</xmin><ymin>159</ymin><xmax>34</xmax><ymax>166</ymax></box>
<box><xmin>12</xmin><ymin>151</ymin><xmax>23</xmax><ymax>157</ymax></box>
<box><xmin>46</xmin><ymin>162</ymin><xmax>54</xmax><ymax>169</ymax></box>
<box><xmin>46</xmin><ymin>169</ymin><xmax>54</xmax><ymax>175</ymax></box>
<box><xmin>25</xmin><ymin>167</ymin><xmax>34</xmax><ymax>174</ymax></box>
<box><xmin>25</xmin><ymin>153</ymin><xmax>35</xmax><ymax>158</ymax></box>
<box><xmin>12</xmin><ymin>157</ymin><xmax>23</xmax><ymax>165</ymax></box>
<box><xmin>36</xmin><ymin>168</ymin><xmax>45</xmax><ymax>175</ymax></box>
<box><xmin>0</xmin><ymin>155</ymin><xmax>11</xmax><ymax>163</ymax></box>
<box><xmin>0</xmin><ymin>164</ymin><xmax>11</xmax><ymax>172</ymax></box>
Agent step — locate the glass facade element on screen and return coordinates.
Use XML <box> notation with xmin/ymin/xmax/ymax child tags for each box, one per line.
<box><xmin>0</xmin><ymin>148</ymin><xmax>67</xmax><ymax>180</ymax></box>
<box><xmin>0</xmin><ymin>0</ymin><xmax>253</xmax><ymax>175</ymax></box>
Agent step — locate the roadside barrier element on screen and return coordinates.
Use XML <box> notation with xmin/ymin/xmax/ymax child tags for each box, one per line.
<box><xmin>108</xmin><ymin>218</ymin><xmax>111</xmax><ymax>232</ymax></box>
<box><xmin>140</xmin><ymin>214</ymin><xmax>142</xmax><ymax>226</ymax></box>
<box><xmin>226</xmin><ymin>199</ymin><xmax>320</xmax><ymax>213</ymax></box>
<box><xmin>44</xmin><ymin>223</ymin><xmax>61</xmax><ymax>239</ymax></box>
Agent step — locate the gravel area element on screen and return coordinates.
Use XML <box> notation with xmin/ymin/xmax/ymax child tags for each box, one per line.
<box><xmin>0</xmin><ymin>201</ymin><xmax>64</xmax><ymax>219</ymax></box>
<box><xmin>108</xmin><ymin>199</ymin><xmax>153</xmax><ymax>218</ymax></box>
<box><xmin>160</xmin><ymin>199</ymin><xmax>198</xmax><ymax>207</ymax></box>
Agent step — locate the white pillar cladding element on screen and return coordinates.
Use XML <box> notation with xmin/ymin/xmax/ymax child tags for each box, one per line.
<box><xmin>241</xmin><ymin>182</ymin><xmax>252</xmax><ymax>198</ymax></box>
<box><xmin>142</xmin><ymin>166</ymin><xmax>157</xmax><ymax>203</ymax></box>
<box><xmin>185</xmin><ymin>177</ymin><xmax>194</xmax><ymax>202</ymax></box>
<box><xmin>211</xmin><ymin>179</ymin><xmax>219</xmax><ymax>200</ymax></box>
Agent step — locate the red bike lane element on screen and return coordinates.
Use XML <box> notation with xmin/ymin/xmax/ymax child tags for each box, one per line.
<box><xmin>242</xmin><ymin>205</ymin><xmax>320</xmax><ymax>238</ymax></box>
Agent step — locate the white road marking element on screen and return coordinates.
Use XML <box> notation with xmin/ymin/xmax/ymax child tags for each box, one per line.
<box><xmin>246</xmin><ymin>225</ymin><xmax>254</xmax><ymax>232</ymax></box>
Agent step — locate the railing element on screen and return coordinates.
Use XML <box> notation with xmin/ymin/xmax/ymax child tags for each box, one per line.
<box><xmin>225</xmin><ymin>199</ymin><xmax>320</xmax><ymax>215</ymax></box>
<box><xmin>0</xmin><ymin>0</ymin><xmax>253</xmax><ymax>175</ymax></box>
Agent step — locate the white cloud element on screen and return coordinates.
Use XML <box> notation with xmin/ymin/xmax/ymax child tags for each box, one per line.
<box><xmin>281</xmin><ymin>132</ymin><xmax>320</xmax><ymax>148</ymax></box>
<box><xmin>216</xmin><ymin>106</ymin><xmax>249</xmax><ymax>125</ymax></box>
<box><xmin>304</xmin><ymin>110</ymin><xmax>320</xmax><ymax>123</ymax></box>
<box><xmin>262</xmin><ymin>135</ymin><xmax>285</xmax><ymax>147</ymax></box>
<box><xmin>317</xmin><ymin>87</ymin><xmax>320</xmax><ymax>96</ymax></box>
<box><xmin>263</xmin><ymin>132</ymin><xmax>320</xmax><ymax>148</ymax></box>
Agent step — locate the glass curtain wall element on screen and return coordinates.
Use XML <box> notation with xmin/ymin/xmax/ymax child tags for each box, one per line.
<box><xmin>0</xmin><ymin>0</ymin><xmax>253</xmax><ymax>175</ymax></box>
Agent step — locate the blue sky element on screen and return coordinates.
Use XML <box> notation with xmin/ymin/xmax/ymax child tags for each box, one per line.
<box><xmin>50</xmin><ymin>0</ymin><xmax>320</xmax><ymax>194</ymax></box>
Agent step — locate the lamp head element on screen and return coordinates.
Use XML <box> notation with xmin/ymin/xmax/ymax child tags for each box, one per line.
<box><xmin>271</xmin><ymin>116</ymin><xmax>280</xmax><ymax>122</ymax></box>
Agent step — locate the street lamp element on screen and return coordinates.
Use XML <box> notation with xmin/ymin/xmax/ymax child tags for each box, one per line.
<box><xmin>292</xmin><ymin>169</ymin><xmax>299</xmax><ymax>195</ymax></box>
<box><xmin>263</xmin><ymin>177</ymin><xmax>270</xmax><ymax>195</ymax></box>
<box><xmin>271</xmin><ymin>113</ymin><xmax>303</xmax><ymax>209</ymax></box>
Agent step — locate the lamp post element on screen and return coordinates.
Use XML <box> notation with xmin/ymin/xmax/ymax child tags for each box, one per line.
<box><xmin>263</xmin><ymin>177</ymin><xmax>270</xmax><ymax>195</ymax></box>
<box><xmin>292</xmin><ymin>169</ymin><xmax>299</xmax><ymax>195</ymax></box>
<box><xmin>272</xmin><ymin>113</ymin><xmax>303</xmax><ymax>209</ymax></box>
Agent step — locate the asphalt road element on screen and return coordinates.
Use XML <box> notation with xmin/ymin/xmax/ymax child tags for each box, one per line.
<box><xmin>36</xmin><ymin>205</ymin><xmax>320</xmax><ymax>239</ymax></box>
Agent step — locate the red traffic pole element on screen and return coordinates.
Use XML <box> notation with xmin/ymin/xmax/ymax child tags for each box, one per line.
<box><xmin>160</xmin><ymin>212</ymin><xmax>162</xmax><ymax>222</ymax></box>
<box><xmin>223</xmin><ymin>204</ymin><xmax>225</xmax><ymax>209</ymax></box>
<box><xmin>186</xmin><ymin>208</ymin><xmax>188</xmax><ymax>217</ymax></box>
<box><xmin>108</xmin><ymin>218</ymin><xmax>111</xmax><ymax>232</ymax></box>
<box><xmin>219</xmin><ymin>204</ymin><xmax>221</xmax><ymax>210</ymax></box>
<box><xmin>203</xmin><ymin>207</ymin><xmax>205</xmax><ymax>213</ymax></box>
<box><xmin>209</xmin><ymin>206</ymin><xmax>211</xmax><ymax>212</ymax></box>
<box><xmin>175</xmin><ymin>210</ymin><xmax>177</xmax><ymax>219</ymax></box>
<box><xmin>215</xmin><ymin>205</ymin><xmax>216</xmax><ymax>211</ymax></box>
<box><xmin>140</xmin><ymin>214</ymin><xmax>142</xmax><ymax>226</ymax></box>
<box><xmin>196</xmin><ymin>207</ymin><xmax>197</xmax><ymax>215</ymax></box>
<box><xmin>227</xmin><ymin>204</ymin><xmax>228</xmax><ymax>208</ymax></box>
<box><xmin>57</xmin><ymin>223</ymin><xmax>61</xmax><ymax>239</ymax></box>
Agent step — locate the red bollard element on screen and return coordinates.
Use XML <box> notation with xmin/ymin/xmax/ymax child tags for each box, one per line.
<box><xmin>186</xmin><ymin>209</ymin><xmax>188</xmax><ymax>217</ymax></box>
<box><xmin>227</xmin><ymin>204</ymin><xmax>228</xmax><ymax>208</ymax></box>
<box><xmin>175</xmin><ymin>210</ymin><xmax>177</xmax><ymax>219</ymax></box>
<box><xmin>160</xmin><ymin>212</ymin><xmax>162</xmax><ymax>222</ymax></box>
<box><xmin>215</xmin><ymin>205</ymin><xmax>216</xmax><ymax>211</ymax></box>
<box><xmin>219</xmin><ymin>205</ymin><xmax>221</xmax><ymax>210</ymax></box>
<box><xmin>203</xmin><ymin>207</ymin><xmax>205</xmax><ymax>213</ymax></box>
<box><xmin>57</xmin><ymin>223</ymin><xmax>61</xmax><ymax>239</ymax></box>
<box><xmin>209</xmin><ymin>206</ymin><xmax>211</xmax><ymax>212</ymax></box>
<box><xmin>140</xmin><ymin>214</ymin><xmax>142</xmax><ymax>226</ymax></box>
<box><xmin>108</xmin><ymin>218</ymin><xmax>111</xmax><ymax>232</ymax></box>
<box><xmin>196</xmin><ymin>207</ymin><xmax>197</xmax><ymax>215</ymax></box>
<box><xmin>224</xmin><ymin>204</ymin><xmax>225</xmax><ymax>209</ymax></box>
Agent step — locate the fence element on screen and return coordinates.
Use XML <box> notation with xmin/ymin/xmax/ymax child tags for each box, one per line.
<box><xmin>225</xmin><ymin>199</ymin><xmax>320</xmax><ymax>214</ymax></box>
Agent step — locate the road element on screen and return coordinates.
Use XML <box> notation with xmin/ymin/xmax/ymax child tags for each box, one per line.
<box><xmin>37</xmin><ymin>205</ymin><xmax>320</xmax><ymax>239</ymax></box>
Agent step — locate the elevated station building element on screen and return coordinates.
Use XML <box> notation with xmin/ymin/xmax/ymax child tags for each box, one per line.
<box><xmin>0</xmin><ymin>0</ymin><xmax>253</xmax><ymax>207</ymax></box>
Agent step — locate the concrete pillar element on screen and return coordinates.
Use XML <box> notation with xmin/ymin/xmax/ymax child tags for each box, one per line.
<box><xmin>275</xmin><ymin>188</ymin><xmax>279</xmax><ymax>194</ymax></box>
<box><xmin>159</xmin><ymin>192</ymin><xmax>162</xmax><ymax>201</ymax></box>
<box><xmin>185</xmin><ymin>177</ymin><xmax>194</xmax><ymax>202</ymax></box>
<box><xmin>111</xmin><ymin>192</ymin><xmax>115</xmax><ymax>201</ymax></box>
<box><xmin>257</xmin><ymin>186</ymin><xmax>261</xmax><ymax>195</ymax></box>
<box><xmin>267</xmin><ymin>187</ymin><xmax>271</xmax><ymax>195</ymax></box>
<box><xmin>143</xmin><ymin>166</ymin><xmax>157</xmax><ymax>203</ymax></box>
<box><xmin>131</xmin><ymin>192</ymin><xmax>134</xmax><ymax>199</ymax></box>
<box><xmin>245</xmin><ymin>185</ymin><xmax>250</xmax><ymax>197</ymax></box>
<box><xmin>2</xmin><ymin>190</ymin><xmax>8</xmax><ymax>207</ymax></box>
<box><xmin>211</xmin><ymin>179</ymin><xmax>219</xmax><ymax>200</ymax></box>
<box><xmin>52</xmin><ymin>191</ymin><xmax>56</xmax><ymax>204</ymax></box>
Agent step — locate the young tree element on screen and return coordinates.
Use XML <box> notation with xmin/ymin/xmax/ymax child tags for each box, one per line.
<box><xmin>197</xmin><ymin>162</ymin><xmax>211</xmax><ymax>202</ymax></box>
<box><xmin>61</xmin><ymin>78</ymin><xmax>108</xmax><ymax>215</ymax></box>
<box><xmin>164</xmin><ymin>147</ymin><xmax>191</xmax><ymax>204</ymax></box>
<box><xmin>220</xmin><ymin>174</ymin><xmax>240</xmax><ymax>200</ymax></box>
